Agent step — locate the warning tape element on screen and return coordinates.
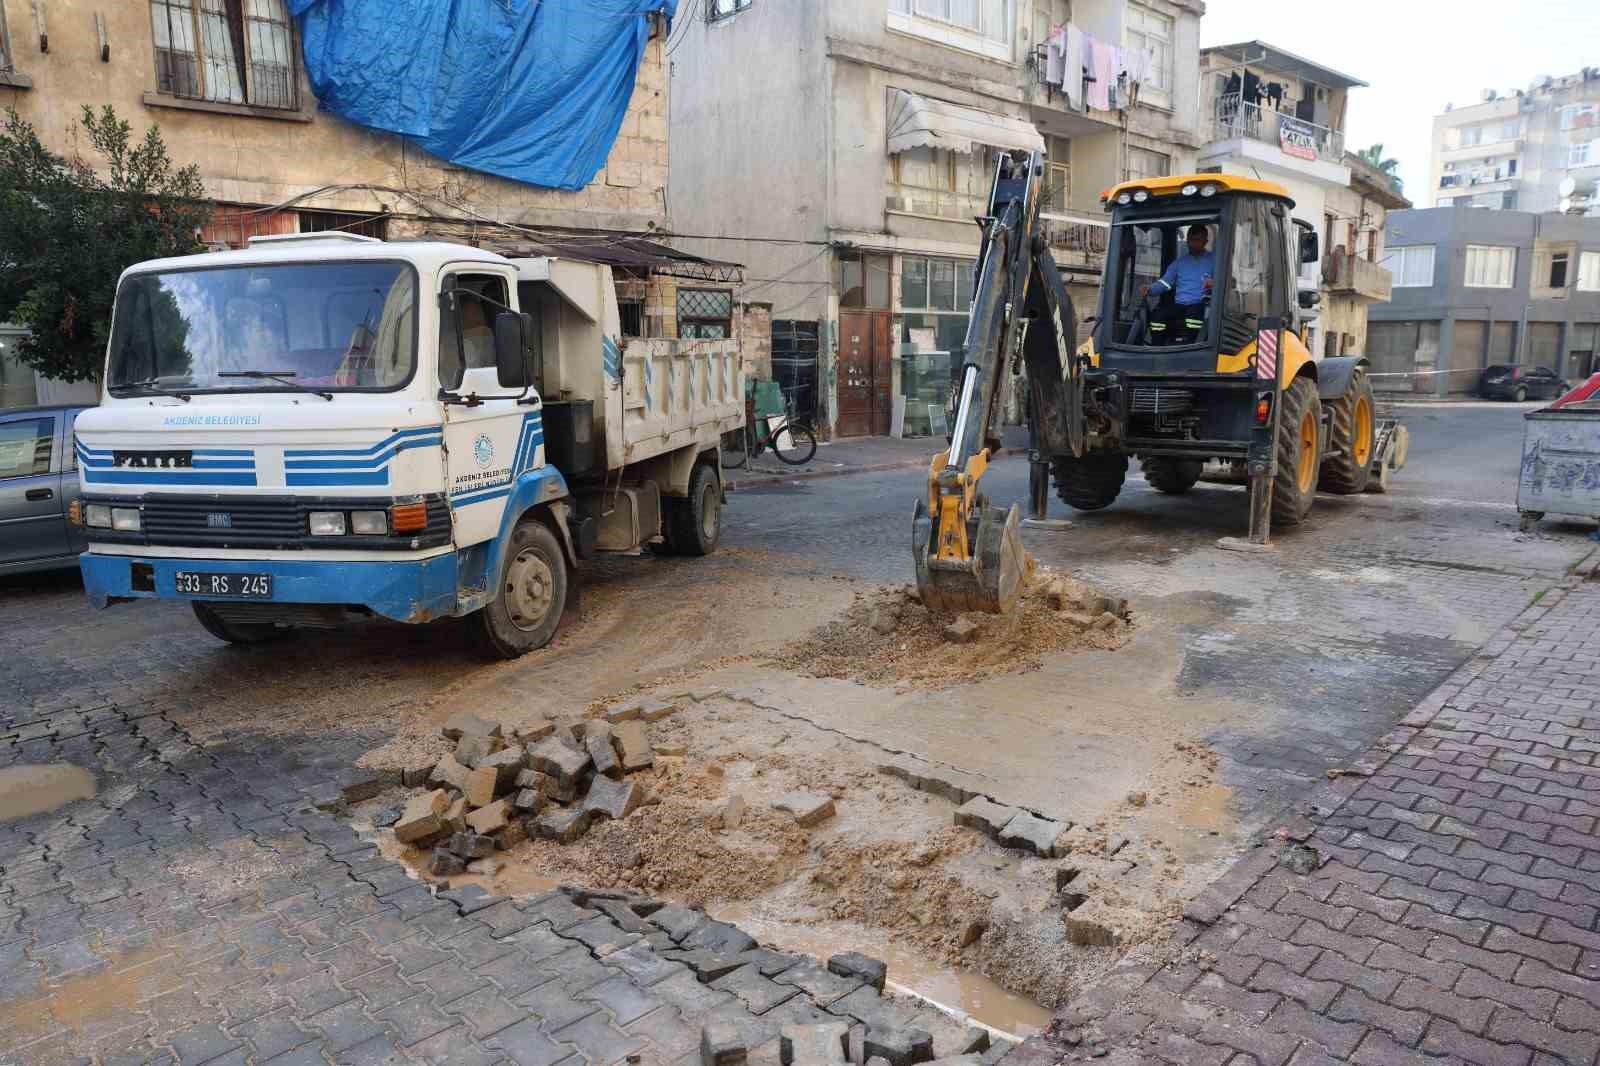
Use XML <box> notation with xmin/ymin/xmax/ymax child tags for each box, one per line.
<box><xmin>1364</xmin><ymin>368</ymin><xmax>1484</xmax><ymax>378</ymax></box>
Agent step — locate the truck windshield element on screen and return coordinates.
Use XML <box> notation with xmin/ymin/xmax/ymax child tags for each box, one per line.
<box><xmin>1107</xmin><ymin>211</ymin><xmax>1222</xmax><ymax>348</ymax></box>
<box><xmin>107</xmin><ymin>261</ymin><xmax>418</xmax><ymax>394</ymax></box>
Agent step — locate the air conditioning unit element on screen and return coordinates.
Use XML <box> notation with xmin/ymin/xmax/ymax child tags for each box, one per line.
<box><xmin>884</xmin><ymin>195</ymin><xmax>913</xmax><ymax>212</ymax></box>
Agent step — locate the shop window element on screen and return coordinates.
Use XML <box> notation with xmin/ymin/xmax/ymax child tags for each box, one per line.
<box><xmin>839</xmin><ymin>253</ymin><xmax>891</xmax><ymax>309</ymax></box>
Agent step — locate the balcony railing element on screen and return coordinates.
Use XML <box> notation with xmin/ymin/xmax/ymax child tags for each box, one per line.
<box><xmin>1039</xmin><ymin>212</ymin><xmax>1109</xmax><ymax>271</ymax></box>
<box><xmin>1210</xmin><ymin>94</ymin><xmax>1344</xmax><ymax>165</ymax></box>
<box><xmin>1327</xmin><ymin>253</ymin><xmax>1392</xmax><ymax>302</ymax></box>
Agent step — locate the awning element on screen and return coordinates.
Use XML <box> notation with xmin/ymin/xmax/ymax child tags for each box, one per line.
<box><xmin>488</xmin><ymin>233</ymin><xmax>744</xmax><ymax>283</ymax></box>
<box><xmin>886</xmin><ymin>89</ymin><xmax>1045</xmax><ymax>156</ymax></box>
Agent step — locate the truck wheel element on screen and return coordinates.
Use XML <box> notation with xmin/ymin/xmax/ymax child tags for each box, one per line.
<box><xmin>1272</xmin><ymin>375</ymin><xmax>1322</xmax><ymax>527</ymax></box>
<box><xmin>665</xmin><ymin>461</ymin><xmax>722</xmax><ymax>556</ymax></box>
<box><xmin>1053</xmin><ymin>452</ymin><xmax>1127</xmax><ymax>511</ymax></box>
<box><xmin>473</xmin><ymin>517</ymin><xmax>568</xmax><ymax>659</ymax></box>
<box><xmin>1319</xmin><ymin>366</ymin><xmax>1375</xmax><ymax>494</ymax></box>
<box><xmin>191</xmin><ymin>602</ymin><xmax>286</xmax><ymax>645</ymax></box>
<box><xmin>1141</xmin><ymin>456</ymin><xmax>1203</xmax><ymax>494</ymax></box>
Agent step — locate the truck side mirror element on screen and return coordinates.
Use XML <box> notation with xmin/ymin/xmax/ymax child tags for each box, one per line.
<box><xmin>1300</xmin><ymin>231</ymin><xmax>1319</xmax><ymax>264</ymax></box>
<box><xmin>493</xmin><ymin>311</ymin><xmax>528</xmax><ymax>389</ymax></box>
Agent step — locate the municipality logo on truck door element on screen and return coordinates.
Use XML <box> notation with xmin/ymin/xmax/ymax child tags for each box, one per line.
<box><xmin>473</xmin><ymin>434</ymin><xmax>495</xmax><ymax>468</ymax></box>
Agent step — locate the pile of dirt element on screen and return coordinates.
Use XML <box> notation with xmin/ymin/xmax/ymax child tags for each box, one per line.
<box><xmin>775</xmin><ymin>569</ymin><xmax>1135</xmax><ymax>687</ymax></box>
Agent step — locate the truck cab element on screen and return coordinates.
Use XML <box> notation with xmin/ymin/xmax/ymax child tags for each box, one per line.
<box><xmin>74</xmin><ymin>233</ymin><xmax>742</xmax><ymax>656</ymax></box>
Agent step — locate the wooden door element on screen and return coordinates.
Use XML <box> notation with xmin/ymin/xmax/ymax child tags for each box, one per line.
<box><xmin>837</xmin><ymin>311</ymin><xmax>894</xmax><ymax>437</ymax></box>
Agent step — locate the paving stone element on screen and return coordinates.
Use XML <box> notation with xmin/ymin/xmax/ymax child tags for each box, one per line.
<box><xmin>533</xmin><ymin>808</ymin><xmax>594</xmax><ymax>844</ymax></box>
<box><xmin>554</xmin><ymin>1010</ymin><xmax>647</xmax><ymax>1063</ymax></box>
<box><xmin>565</xmin><ymin>914</ymin><xmax>643</xmax><ymax>956</ymax></box>
<box><xmin>780</xmin><ymin>1021</ymin><xmax>850</xmax><ymax>1065</ymax></box>
<box><xmin>442</xmin><ymin>712</ymin><xmax>502</xmax><ymax>742</ymax></box>
<box><xmin>168</xmin><ymin>1022</ymin><xmax>244</xmax><ymax>1064</ymax></box>
<box><xmin>480</xmin><ymin>746</ymin><xmax>525</xmax><ymax>792</ymax></box>
<box><xmin>373</xmin><ymin>995</ymin><xmax>458</xmax><ymax>1048</ymax></box>
<box><xmin>462</xmin><ymin>766</ymin><xmax>499</xmax><ymax>809</ymax></box>
<box><xmin>438</xmin><ymin>885</ymin><xmax>506</xmax><ymax>916</ymax></box>
<box><xmin>465</xmin><ymin>798</ymin><xmax>512</xmax><ymax>836</ymax></box>
<box><xmin>587</xmin><ymin>730</ymin><xmax>622</xmax><ymax>779</ymax></box>
<box><xmin>827</xmin><ymin>953</ymin><xmax>886</xmax><ymax>993</ymax></box>
<box><xmin>615</xmin><ymin>720</ymin><xmax>655</xmax><ymax>772</ymax></box>
<box><xmin>526</xmin><ymin>737</ymin><xmax>592</xmax><ymax>787</ymax></box>
<box><xmin>513</xmin><ymin>973</ymin><xmax>604</xmax><ymax>1031</ymax></box>
<box><xmin>430</xmin><ymin>755</ymin><xmax>471</xmax><ymax>792</ymax></box>
<box><xmin>580</xmin><ymin>973</ymin><xmax>668</xmax><ymax>1025</ymax></box>
<box><xmin>394</xmin><ymin>790</ymin><xmax>449</xmax><ymax>844</ymax></box>
<box><xmin>996</xmin><ymin>811</ymin><xmax>1065</xmax><ymax>858</ymax></box>
<box><xmin>513</xmin><ymin>719</ymin><xmax>556</xmax><ymax>744</ymax></box>
<box><xmin>773</xmin><ymin>792</ymin><xmax>836</xmax><ymax>828</ymax></box>
<box><xmin>826</xmin><ymin>988</ymin><xmax>921</xmax><ymax>1032</ymax></box>
<box><xmin>652</xmin><ymin>905</ymin><xmax>711</xmax><ymax>943</ymax></box>
<box><xmin>953</xmin><ymin>797</ymin><xmax>1016</xmax><ymax>839</ymax></box>
<box><xmin>862</xmin><ymin>1027</ymin><xmax>933</xmax><ymax>1066</ymax></box>
<box><xmin>301</xmin><ymin>997</ymin><xmax>388</xmax><ymax>1053</ymax></box>
<box><xmin>429</xmin><ymin>848</ymin><xmax>467</xmax><ymax>877</ymax></box>
<box><xmin>701</xmin><ymin>1020</ymin><xmax>749</xmax><ymax>1066</ymax></box>
<box><xmin>582</xmin><ymin>775</ymin><xmax>643</xmax><ymax>821</ymax></box>
<box><xmin>455</xmin><ymin>732</ymin><xmax>504</xmax><ymax>770</ymax></box>
<box><xmin>683</xmin><ymin>920</ymin><xmax>758</xmax><ymax>956</ymax></box>
<box><xmin>449</xmin><ymin>831</ymin><xmax>496</xmax><ymax>860</ymax></box>
<box><xmin>669</xmin><ymin>949</ymin><xmax>750</xmax><ymax>983</ymax></box>
<box><xmin>484</xmin><ymin>1017</ymin><xmax>573</xmax><ymax>1066</ymax></box>
<box><xmin>712</xmin><ymin>964</ymin><xmax>801</xmax><ymax>1014</ymax></box>
<box><xmin>775</xmin><ymin>960</ymin><xmax>863</xmax><ymax>1007</ymax></box>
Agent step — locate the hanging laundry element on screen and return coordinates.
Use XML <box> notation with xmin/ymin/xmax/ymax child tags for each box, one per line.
<box><xmin>1045</xmin><ymin>26</ymin><xmax>1067</xmax><ymax>87</ymax></box>
<box><xmin>1087</xmin><ymin>37</ymin><xmax>1116</xmax><ymax>111</ymax></box>
<box><xmin>1124</xmin><ymin>45</ymin><xmax>1150</xmax><ymax>87</ymax></box>
<box><xmin>1265</xmin><ymin>81</ymin><xmax>1285</xmax><ymax>108</ymax></box>
<box><xmin>1063</xmin><ymin>25</ymin><xmax>1087</xmax><ymax>111</ymax></box>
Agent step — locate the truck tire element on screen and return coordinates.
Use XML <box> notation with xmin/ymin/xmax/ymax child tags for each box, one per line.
<box><xmin>472</xmin><ymin>517</ymin><xmax>568</xmax><ymax>659</ymax></box>
<box><xmin>1053</xmin><ymin>452</ymin><xmax>1128</xmax><ymax>511</ymax></box>
<box><xmin>1272</xmin><ymin>375</ymin><xmax>1322</xmax><ymax>527</ymax></box>
<box><xmin>1141</xmin><ymin>456</ymin><xmax>1203</xmax><ymax>494</ymax></box>
<box><xmin>1319</xmin><ymin>366</ymin><xmax>1375</xmax><ymax>495</ymax></box>
<box><xmin>191</xmin><ymin>601</ymin><xmax>286</xmax><ymax>645</ymax></box>
<box><xmin>665</xmin><ymin>461</ymin><xmax>722</xmax><ymax>556</ymax></box>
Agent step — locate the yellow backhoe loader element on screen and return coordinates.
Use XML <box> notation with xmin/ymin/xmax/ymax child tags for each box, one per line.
<box><xmin>912</xmin><ymin>154</ymin><xmax>1406</xmax><ymax>613</ymax></box>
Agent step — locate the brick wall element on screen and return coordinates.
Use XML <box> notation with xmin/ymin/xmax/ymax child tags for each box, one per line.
<box><xmin>737</xmin><ymin>302</ymin><xmax>773</xmax><ymax>381</ymax></box>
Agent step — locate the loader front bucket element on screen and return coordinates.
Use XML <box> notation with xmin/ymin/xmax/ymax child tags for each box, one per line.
<box><xmin>912</xmin><ymin>499</ymin><xmax>1029</xmax><ymax>615</ymax></box>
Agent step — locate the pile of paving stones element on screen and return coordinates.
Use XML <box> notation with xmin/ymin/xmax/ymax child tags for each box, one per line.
<box><xmin>393</xmin><ymin>699</ymin><xmax>681</xmax><ymax>876</ymax></box>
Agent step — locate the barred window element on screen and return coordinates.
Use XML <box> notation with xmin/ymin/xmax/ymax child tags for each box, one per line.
<box><xmin>677</xmin><ymin>288</ymin><xmax>733</xmax><ymax>339</ymax></box>
<box><xmin>150</xmin><ymin>0</ymin><xmax>298</xmax><ymax>110</ymax></box>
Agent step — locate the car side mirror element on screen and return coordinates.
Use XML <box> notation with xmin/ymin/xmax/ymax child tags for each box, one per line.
<box><xmin>493</xmin><ymin>311</ymin><xmax>529</xmax><ymax>390</ymax></box>
<box><xmin>1300</xmin><ymin>231</ymin><xmax>1319</xmax><ymax>265</ymax></box>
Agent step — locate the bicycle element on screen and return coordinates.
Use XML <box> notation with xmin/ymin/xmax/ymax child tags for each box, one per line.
<box><xmin>721</xmin><ymin>391</ymin><xmax>818</xmax><ymax>468</ymax></box>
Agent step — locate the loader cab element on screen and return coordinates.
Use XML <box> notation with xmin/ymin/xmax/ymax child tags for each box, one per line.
<box><xmin>1098</xmin><ymin>176</ymin><xmax>1297</xmax><ymax>373</ymax></box>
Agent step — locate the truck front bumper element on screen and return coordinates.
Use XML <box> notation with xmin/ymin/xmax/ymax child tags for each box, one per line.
<box><xmin>79</xmin><ymin>551</ymin><xmax>461</xmax><ymax>624</ymax></box>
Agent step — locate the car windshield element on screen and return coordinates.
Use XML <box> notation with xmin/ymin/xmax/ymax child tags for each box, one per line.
<box><xmin>107</xmin><ymin>261</ymin><xmax>418</xmax><ymax>394</ymax></box>
<box><xmin>1106</xmin><ymin>211</ymin><xmax>1222</xmax><ymax>347</ymax></box>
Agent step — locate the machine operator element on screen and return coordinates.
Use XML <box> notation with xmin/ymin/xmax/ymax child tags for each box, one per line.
<box><xmin>1141</xmin><ymin>224</ymin><xmax>1216</xmax><ymax>344</ymax></box>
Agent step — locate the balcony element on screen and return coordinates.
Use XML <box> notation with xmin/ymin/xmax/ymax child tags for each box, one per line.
<box><xmin>1209</xmin><ymin>94</ymin><xmax>1344</xmax><ymax>165</ymax></box>
<box><xmin>1039</xmin><ymin>212</ymin><xmax>1109</xmax><ymax>272</ymax></box>
<box><xmin>1327</xmin><ymin>253</ymin><xmax>1392</xmax><ymax>302</ymax></box>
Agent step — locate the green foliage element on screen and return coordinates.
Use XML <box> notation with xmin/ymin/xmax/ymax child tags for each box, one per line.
<box><xmin>1355</xmin><ymin>143</ymin><xmax>1404</xmax><ymax>194</ymax></box>
<box><xmin>0</xmin><ymin>106</ymin><xmax>209</xmax><ymax>384</ymax></box>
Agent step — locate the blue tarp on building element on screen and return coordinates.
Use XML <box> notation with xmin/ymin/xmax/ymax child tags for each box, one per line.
<box><xmin>288</xmin><ymin>0</ymin><xmax>676</xmax><ymax>191</ymax></box>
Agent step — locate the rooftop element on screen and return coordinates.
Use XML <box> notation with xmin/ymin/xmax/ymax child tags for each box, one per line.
<box><xmin>1202</xmin><ymin>40</ymin><xmax>1368</xmax><ymax>90</ymax></box>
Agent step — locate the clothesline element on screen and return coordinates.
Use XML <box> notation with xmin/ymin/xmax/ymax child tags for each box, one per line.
<box><xmin>1042</xmin><ymin>22</ymin><xmax>1155</xmax><ymax>114</ymax></box>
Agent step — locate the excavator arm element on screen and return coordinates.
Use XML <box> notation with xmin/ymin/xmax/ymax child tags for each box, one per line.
<box><xmin>912</xmin><ymin>150</ymin><xmax>1082</xmax><ymax>615</ymax></box>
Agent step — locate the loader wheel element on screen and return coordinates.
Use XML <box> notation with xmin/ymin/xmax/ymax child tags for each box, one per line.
<box><xmin>1319</xmin><ymin>366</ymin><xmax>1375</xmax><ymax>494</ymax></box>
<box><xmin>664</xmin><ymin>461</ymin><xmax>722</xmax><ymax>556</ymax></box>
<box><xmin>1141</xmin><ymin>456</ymin><xmax>1203</xmax><ymax>495</ymax></box>
<box><xmin>1272</xmin><ymin>375</ymin><xmax>1322</xmax><ymax>527</ymax></box>
<box><xmin>1053</xmin><ymin>452</ymin><xmax>1128</xmax><ymax>511</ymax></box>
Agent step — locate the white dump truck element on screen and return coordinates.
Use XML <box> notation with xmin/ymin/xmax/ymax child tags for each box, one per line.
<box><xmin>73</xmin><ymin>232</ymin><xmax>743</xmax><ymax>657</ymax></box>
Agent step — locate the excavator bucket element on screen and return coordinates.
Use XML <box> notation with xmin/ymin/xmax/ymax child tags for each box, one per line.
<box><xmin>912</xmin><ymin>498</ymin><xmax>1029</xmax><ymax>615</ymax></box>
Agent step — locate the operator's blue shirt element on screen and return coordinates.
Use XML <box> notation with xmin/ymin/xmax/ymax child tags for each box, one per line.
<box><xmin>1156</xmin><ymin>250</ymin><xmax>1217</xmax><ymax>305</ymax></box>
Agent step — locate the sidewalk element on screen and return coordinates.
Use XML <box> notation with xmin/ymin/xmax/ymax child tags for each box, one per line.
<box><xmin>1037</xmin><ymin>569</ymin><xmax>1600</xmax><ymax>1065</ymax></box>
<box><xmin>729</xmin><ymin>427</ymin><xmax>1030</xmax><ymax>486</ymax></box>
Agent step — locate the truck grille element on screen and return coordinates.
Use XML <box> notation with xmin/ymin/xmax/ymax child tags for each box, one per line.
<box><xmin>1131</xmin><ymin>387</ymin><xmax>1196</xmax><ymax>415</ymax></box>
<box><xmin>82</xmin><ymin>494</ymin><xmax>452</xmax><ymax>550</ymax></box>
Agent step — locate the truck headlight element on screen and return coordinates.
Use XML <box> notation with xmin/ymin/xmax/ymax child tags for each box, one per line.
<box><xmin>85</xmin><ymin>504</ymin><xmax>112</xmax><ymax>528</ymax></box>
<box><xmin>111</xmin><ymin>507</ymin><xmax>142</xmax><ymax>532</ymax></box>
<box><xmin>350</xmin><ymin>510</ymin><xmax>388</xmax><ymax>535</ymax></box>
<box><xmin>309</xmin><ymin>511</ymin><xmax>347</xmax><ymax>536</ymax></box>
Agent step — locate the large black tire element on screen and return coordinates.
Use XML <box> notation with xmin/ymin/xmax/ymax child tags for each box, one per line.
<box><xmin>1272</xmin><ymin>375</ymin><xmax>1322</xmax><ymax>527</ymax></box>
<box><xmin>1053</xmin><ymin>452</ymin><xmax>1128</xmax><ymax>511</ymax></box>
<box><xmin>1319</xmin><ymin>366</ymin><xmax>1375</xmax><ymax>495</ymax></box>
<box><xmin>1141</xmin><ymin>456</ymin><xmax>1203</xmax><ymax>495</ymax></box>
<box><xmin>191</xmin><ymin>601</ymin><xmax>286</xmax><ymax>645</ymax></box>
<box><xmin>664</xmin><ymin>461</ymin><xmax>722</xmax><ymax>557</ymax></box>
<box><xmin>472</xmin><ymin>517</ymin><xmax>568</xmax><ymax>659</ymax></box>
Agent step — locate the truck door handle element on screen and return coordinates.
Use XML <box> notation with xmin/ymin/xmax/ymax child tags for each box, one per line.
<box><xmin>26</xmin><ymin>488</ymin><xmax>53</xmax><ymax>501</ymax></box>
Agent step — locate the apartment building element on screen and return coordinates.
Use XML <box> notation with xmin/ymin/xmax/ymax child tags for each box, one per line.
<box><xmin>1428</xmin><ymin>69</ymin><xmax>1600</xmax><ymax>214</ymax></box>
<box><xmin>0</xmin><ymin>0</ymin><xmax>760</xmax><ymax>408</ymax></box>
<box><xmin>668</xmin><ymin>0</ymin><xmax>1203</xmax><ymax>438</ymax></box>
<box><xmin>1367</xmin><ymin>208</ymin><xmax>1600</xmax><ymax>395</ymax></box>
<box><xmin>1321</xmin><ymin>152</ymin><xmax>1410</xmax><ymax>359</ymax></box>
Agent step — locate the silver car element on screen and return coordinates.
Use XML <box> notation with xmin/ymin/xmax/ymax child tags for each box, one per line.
<box><xmin>0</xmin><ymin>404</ymin><xmax>90</xmax><ymax>575</ymax></box>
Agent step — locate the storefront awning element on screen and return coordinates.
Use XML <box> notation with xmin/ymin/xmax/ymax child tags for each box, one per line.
<box><xmin>886</xmin><ymin>89</ymin><xmax>1045</xmax><ymax>156</ymax></box>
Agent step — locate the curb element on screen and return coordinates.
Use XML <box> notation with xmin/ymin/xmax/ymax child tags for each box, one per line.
<box><xmin>1013</xmin><ymin>573</ymin><xmax>1586</xmax><ymax>1062</ymax></box>
<box><xmin>726</xmin><ymin>447</ymin><xmax>1026</xmax><ymax>490</ymax></box>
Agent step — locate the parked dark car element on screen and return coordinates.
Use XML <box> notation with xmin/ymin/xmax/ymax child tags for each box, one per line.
<box><xmin>1479</xmin><ymin>364</ymin><xmax>1569</xmax><ymax>402</ymax></box>
<box><xmin>0</xmin><ymin>404</ymin><xmax>91</xmax><ymax>576</ymax></box>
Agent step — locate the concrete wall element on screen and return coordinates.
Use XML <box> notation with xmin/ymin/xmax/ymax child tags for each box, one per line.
<box><xmin>0</xmin><ymin>1</ymin><xmax>669</xmax><ymax>234</ymax></box>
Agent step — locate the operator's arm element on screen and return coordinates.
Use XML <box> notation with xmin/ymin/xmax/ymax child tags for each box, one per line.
<box><xmin>1153</xmin><ymin>258</ymin><xmax>1181</xmax><ymax>294</ymax></box>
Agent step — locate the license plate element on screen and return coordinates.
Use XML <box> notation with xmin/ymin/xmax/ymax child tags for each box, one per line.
<box><xmin>174</xmin><ymin>571</ymin><xmax>273</xmax><ymax>599</ymax></box>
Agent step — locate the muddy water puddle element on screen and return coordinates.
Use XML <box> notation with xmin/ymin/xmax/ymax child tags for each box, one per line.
<box><xmin>0</xmin><ymin>763</ymin><xmax>96</xmax><ymax>822</ymax></box>
<box><xmin>717</xmin><ymin>908</ymin><xmax>1051</xmax><ymax>1038</ymax></box>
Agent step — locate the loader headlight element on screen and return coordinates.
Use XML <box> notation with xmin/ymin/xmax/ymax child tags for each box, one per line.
<box><xmin>308</xmin><ymin>511</ymin><xmax>347</xmax><ymax>536</ymax></box>
<box><xmin>1116</xmin><ymin>192</ymin><xmax>1133</xmax><ymax>205</ymax></box>
<box><xmin>84</xmin><ymin>503</ymin><xmax>112</xmax><ymax>528</ymax></box>
<box><xmin>1181</xmin><ymin>183</ymin><xmax>1198</xmax><ymax>196</ymax></box>
<box><xmin>1199</xmin><ymin>184</ymin><xmax>1218</xmax><ymax>197</ymax></box>
<box><xmin>350</xmin><ymin>510</ymin><xmax>388</xmax><ymax>535</ymax></box>
<box><xmin>1133</xmin><ymin>190</ymin><xmax>1150</xmax><ymax>202</ymax></box>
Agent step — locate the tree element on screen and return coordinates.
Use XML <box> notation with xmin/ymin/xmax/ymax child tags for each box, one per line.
<box><xmin>0</xmin><ymin>106</ymin><xmax>210</xmax><ymax>383</ymax></box>
<box><xmin>1355</xmin><ymin>143</ymin><xmax>1404</xmax><ymax>195</ymax></box>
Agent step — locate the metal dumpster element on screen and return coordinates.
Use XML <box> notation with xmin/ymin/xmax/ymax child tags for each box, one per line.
<box><xmin>1518</xmin><ymin>401</ymin><xmax>1600</xmax><ymax>530</ymax></box>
